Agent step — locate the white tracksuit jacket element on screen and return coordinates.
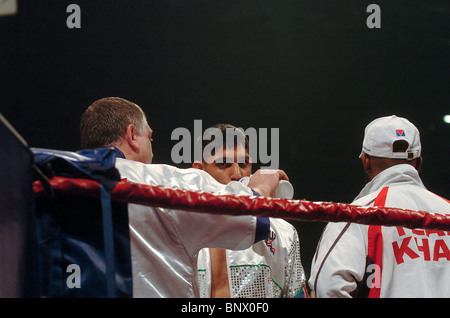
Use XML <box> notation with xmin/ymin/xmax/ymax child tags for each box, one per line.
<box><xmin>197</xmin><ymin>218</ymin><xmax>307</xmax><ymax>298</ymax></box>
<box><xmin>309</xmin><ymin>164</ymin><xmax>450</xmax><ymax>298</ymax></box>
<box><xmin>115</xmin><ymin>158</ymin><xmax>270</xmax><ymax>298</ymax></box>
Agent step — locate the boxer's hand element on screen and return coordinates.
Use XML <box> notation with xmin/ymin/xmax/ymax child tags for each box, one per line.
<box><xmin>248</xmin><ymin>169</ymin><xmax>289</xmax><ymax>197</ymax></box>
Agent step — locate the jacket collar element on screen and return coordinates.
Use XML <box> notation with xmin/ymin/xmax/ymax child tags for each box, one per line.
<box><xmin>354</xmin><ymin>164</ymin><xmax>425</xmax><ymax>201</ymax></box>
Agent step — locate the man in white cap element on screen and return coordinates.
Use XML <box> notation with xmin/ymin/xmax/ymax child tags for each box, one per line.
<box><xmin>309</xmin><ymin>115</ymin><xmax>450</xmax><ymax>298</ymax></box>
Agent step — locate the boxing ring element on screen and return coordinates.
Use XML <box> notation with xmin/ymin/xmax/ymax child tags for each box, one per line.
<box><xmin>33</xmin><ymin>176</ymin><xmax>450</xmax><ymax>231</ymax></box>
<box><xmin>1</xmin><ymin>114</ymin><xmax>449</xmax><ymax>298</ymax></box>
<box><xmin>31</xmin><ymin>174</ymin><xmax>450</xmax><ymax>298</ymax></box>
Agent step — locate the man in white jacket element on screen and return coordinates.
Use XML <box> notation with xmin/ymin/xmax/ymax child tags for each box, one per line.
<box><xmin>309</xmin><ymin>115</ymin><xmax>450</xmax><ymax>298</ymax></box>
<box><xmin>80</xmin><ymin>97</ymin><xmax>288</xmax><ymax>297</ymax></box>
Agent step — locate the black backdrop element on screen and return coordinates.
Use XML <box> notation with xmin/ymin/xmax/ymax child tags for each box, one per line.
<box><xmin>1</xmin><ymin>0</ymin><xmax>449</xmax><ymax>283</ymax></box>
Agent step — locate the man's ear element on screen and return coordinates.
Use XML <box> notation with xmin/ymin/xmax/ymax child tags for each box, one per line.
<box><xmin>414</xmin><ymin>156</ymin><xmax>423</xmax><ymax>172</ymax></box>
<box><xmin>192</xmin><ymin>161</ymin><xmax>205</xmax><ymax>170</ymax></box>
<box><xmin>361</xmin><ymin>153</ymin><xmax>372</xmax><ymax>178</ymax></box>
<box><xmin>125</xmin><ymin>124</ymin><xmax>139</xmax><ymax>152</ymax></box>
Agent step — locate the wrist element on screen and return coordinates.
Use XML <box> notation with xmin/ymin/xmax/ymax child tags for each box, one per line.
<box><xmin>251</xmin><ymin>187</ymin><xmax>267</xmax><ymax>197</ymax></box>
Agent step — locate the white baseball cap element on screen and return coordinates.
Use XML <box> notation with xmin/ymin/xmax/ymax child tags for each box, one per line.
<box><xmin>360</xmin><ymin>115</ymin><xmax>421</xmax><ymax>160</ymax></box>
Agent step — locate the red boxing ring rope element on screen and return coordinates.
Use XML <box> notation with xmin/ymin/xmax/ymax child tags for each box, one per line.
<box><xmin>33</xmin><ymin>176</ymin><xmax>450</xmax><ymax>231</ymax></box>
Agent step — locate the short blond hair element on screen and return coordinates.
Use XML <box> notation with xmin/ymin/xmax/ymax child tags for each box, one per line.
<box><xmin>80</xmin><ymin>97</ymin><xmax>146</xmax><ymax>149</ymax></box>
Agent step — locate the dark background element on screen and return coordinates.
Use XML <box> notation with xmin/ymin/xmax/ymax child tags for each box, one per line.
<box><xmin>1</xmin><ymin>0</ymin><xmax>449</xmax><ymax>284</ymax></box>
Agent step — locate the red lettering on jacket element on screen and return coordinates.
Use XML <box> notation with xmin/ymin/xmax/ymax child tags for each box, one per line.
<box><xmin>414</xmin><ymin>237</ymin><xmax>430</xmax><ymax>261</ymax></box>
<box><xmin>392</xmin><ymin>237</ymin><xmax>420</xmax><ymax>264</ymax></box>
<box><xmin>425</xmin><ymin>230</ymin><xmax>446</xmax><ymax>237</ymax></box>
<box><xmin>433</xmin><ymin>240</ymin><xmax>450</xmax><ymax>261</ymax></box>
<box><xmin>393</xmin><ymin>228</ymin><xmax>450</xmax><ymax>264</ymax></box>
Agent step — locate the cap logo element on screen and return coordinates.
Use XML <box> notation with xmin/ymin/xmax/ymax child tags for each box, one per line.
<box><xmin>396</xmin><ymin>129</ymin><xmax>405</xmax><ymax>137</ymax></box>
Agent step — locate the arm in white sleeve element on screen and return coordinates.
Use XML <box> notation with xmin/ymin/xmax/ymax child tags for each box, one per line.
<box><xmin>115</xmin><ymin>159</ymin><xmax>270</xmax><ymax>257</ymax></box>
